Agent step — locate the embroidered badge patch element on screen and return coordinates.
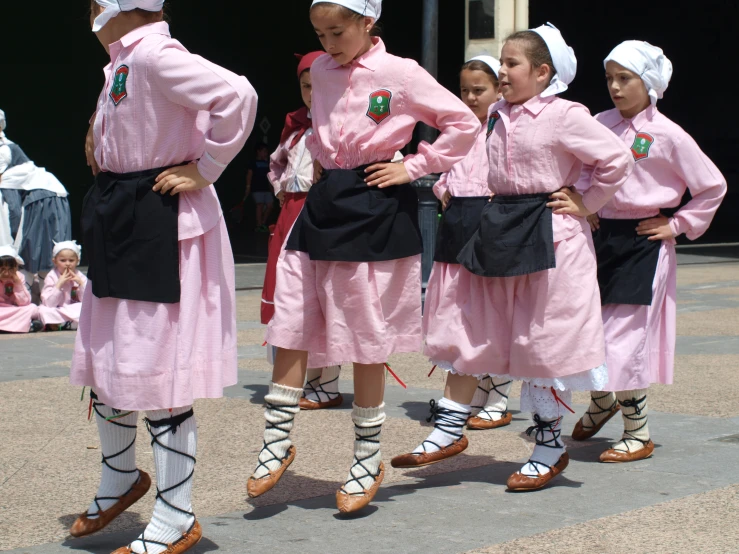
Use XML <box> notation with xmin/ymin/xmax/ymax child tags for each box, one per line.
<box><xmin>631</xmin><ymin>132</ymin><xmax>654</xmax><ymax>161</ymax></box>
<box><xmin>486</xmin><ymin>111</ymin><xmax>500</xmax><ymax>138</ymax></box>
<box><xmin>367</xmin><ymin>89</ymin><xmax>392</xmax><ymax>124</ymax></box>
<box><xmin>109</xmin><ymin>65</ymin><xmax>130</xmax><ymax>106</ymax></box>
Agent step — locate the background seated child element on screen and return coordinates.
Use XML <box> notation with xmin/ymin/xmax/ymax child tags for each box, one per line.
<box><xmin>39</xmin><ymin>240</ymin><xmax>87</xmax><ymax>330</ymax></box>
<box><xmin>0</xmin><ymin>245</ymin><xmax>41</xmax><ymax>333</ymax></box>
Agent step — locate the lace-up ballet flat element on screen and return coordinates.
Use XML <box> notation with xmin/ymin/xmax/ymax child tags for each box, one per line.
<box><xmin>336</xmin><ymin>462</ymin><xmax>385</xmax><ymax>514</ymax></box>
<box><xmin>506</xmin><ymin>452</ymin><xmax>570</xmax><ymax>491</ymax></box>
<box><xmin>467</xmin><ymin>411</ymin><xmax>513</xmax><ymax>430</ymax></box>
<box><xmin>111</xmin><ymin>520</ymin><xmax>202</xmax><ymax>554</ymax></box>
<box><xmin>247</xmin><ymin>445</ymin><xmax>296</xmax><ymax>498</ymax></box>
<box><xmin>600</xmin><ymin>439</ymin><xmax>654</xmax><ymax>463</ymax></box>
<box><xmin>571</xmin><ymin>394</ymin><xmax>620</xmax><ymax>441</ymax></box>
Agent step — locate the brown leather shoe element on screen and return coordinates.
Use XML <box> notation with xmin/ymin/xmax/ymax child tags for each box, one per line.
<box><xmin>299</xmin><ymin>394</ymin><xmax>343</xmax><ymax>410</ymax></box>
<box><xmin>390</xmin><ymin>436</ymin><xmax>468</xmax><ymax>469</ymax></box>
<box><xmin>600</xmin><ymin>439</ymin><xmax>654</xmax><ymax>463</ymax></box>
<box><xmin>247</xmin><ymin>445</ymin><xmax>296</xmax><ymax>498</ymax></box>
<box><xmin>69</xmin><ymin>470</ymin><xmax>151</xmax><ymax>538</ymax></box>
<box><xmin>336</xmin><ymin>462</ymin><xmax>385</xmax><ymax>513</ymax></box>
<box><xmin>571</xmin><ymin>405</ymin><xmax>620</xmax><ymax>441</ymax></box>
<box><xmin>111</xmin><ymin>520</ymin><xmax>203</xmax><ymax>554</ymax></box>
<box><xmin>506</xmin><ymin>452</ymin><xmax>570</xmax><ymax>491</ymax></box>
<box><xmin>467</xmin><ymin>411</ymin><xmax>513</xmax><ymax>430</ymax></box>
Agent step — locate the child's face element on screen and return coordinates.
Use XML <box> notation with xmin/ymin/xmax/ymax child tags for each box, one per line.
<box><xmin>54</xmin><ymin>250</ymin><xmax>79</xmax><ymax>273</ymax></box>
<box><xmin>300</xmin><ymin>71</ymin><xmax>313</xmax><ymax>110</ymax></box>
<box><xmin>311</xmin><ymin>7</ymin><xmax>373</xmax><ymax>67</ymax></box>
<box><xmin>460</xmin><ymin>69</ymin><xmax>500</xmax><ymax>122</ymax></box>
<box><xmin>0</xmin><ymin>263</ymin><xmax>17</xmax><ymax>282</ymax></box>
<box><xmin>605</xmin><ymin>61</ymin><xmax>650</xmax><ymax>118</ymax></box>
<box><xmin>499</xmin><ymin>40</ymin><xmax>552</xmax><ymax>105</ymax></box>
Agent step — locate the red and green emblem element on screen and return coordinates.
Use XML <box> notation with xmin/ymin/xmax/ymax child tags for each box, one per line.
<box><xmin>486</xmin><ymin>111</ymin><xmax>500</xmax><ymax>138</ymax></box>
<box><xmin>366</xmin><ymin>89</ymin><xmax>392</xmax><ymax>124</ymax></box>
<box><xmin>109</xmin><ymin>65</ymin><xmax>130</xmax><ymax>106</ymax></box>
<box><xmin>631</xmin><ymin>132</ymin><xmax>654</xmax><ymax>161</ymax></box>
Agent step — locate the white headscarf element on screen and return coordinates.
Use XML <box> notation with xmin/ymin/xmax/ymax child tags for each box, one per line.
<box><xmin>92</xmin><ymin>0</ymin><xmax>165</xmax><ymax>33</ymax></box>
<box><xmin>530</xmin><ymin>23</ymin><xmax>577</xmax><ymax>98</ymax></box>
<box><xmin>604</xmin><ymin>40</ymin><xmax>673</xmax><ymax>105</ymax></box>
<box><xmin>0</xmin><ymin>244</ymin><xmax>24</xmax><ymax>265</ymax></box>
<box><xmin>311</xmin><ymin>0</ymin><xmax>382</xmax><ymax>20</ymax></box>
<box><xmin>468</xmin><ymin>55</ymin><xmax>501</xmax><ymax>77</ymax></box>
<box><xmin>53</xmin><ymin>240</ymin><xmax>82</xmax><ymax>260</ymax></box>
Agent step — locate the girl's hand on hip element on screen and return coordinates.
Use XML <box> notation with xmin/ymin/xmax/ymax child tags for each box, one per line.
<box><xmin>636</xmin><ymin>215</ymin><xmax>674</xmax><ymax>241</ymax></box>
<box><xmin>85</xmin><ymin>122</ymin><xmax>99</xmax><ymax>176</ymax></box>
<box><xmin>587</xmin><ymin>213</ymin><xmax>600</xmax><ymax>232</ymax></box>
<box><xmin>365</xmin><ymin>162</ymin><xmax>410</xmax><ymax>189</ymax></box>
<box><xmin>154</xmin><ymin>163</ymin><xmax>209</xmax><ymax>196</ymax></box>
<box><xmin>441</xmin><ymin>190</ymin><xmax>452</xmax><ymax>210</ymax></box>
<box><xmin>547</xmin><ymin>187</ymin><xmax>590</xmax><ymax>217</ymax></box>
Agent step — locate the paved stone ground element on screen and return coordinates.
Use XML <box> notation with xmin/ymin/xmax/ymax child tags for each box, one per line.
<box><xmin>1</xmin><ymin>252</ymin><xmax>738</xmax><ymax>553</ymax></box>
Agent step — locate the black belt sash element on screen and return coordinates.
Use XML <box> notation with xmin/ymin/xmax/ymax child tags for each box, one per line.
<box><xmin>457</xmin><ymin>192</ymin><xmax>554</xmax><ymax>277</ymax></box>
<box><xmin>285</xmin><ymin>165</ymin><xmax>423</xmax><ymax>262</ymax></box>
<box><xmin>80</xmin><ymin>166</ymin><xmax>180</xmax><ymax>303</ymax></box>
<box><xmin>595</xmin><ymin>218</ymin><xmax>661</xmax><ymax>306</ymax></box>
<box><xmin>434</xmin><ymin>196</ymin><xmax>488</xmax><ymax>264</ymax></box>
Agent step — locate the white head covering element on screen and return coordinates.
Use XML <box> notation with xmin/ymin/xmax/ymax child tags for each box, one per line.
<box><xmin>468</xmin><ymin>55</ymin><xmax>501</xmax><ymax>77</ymax></box>
<box><xmin>311</xmin><ymin>0</ymin><xmax>382</xmax><ymax>21</ymax></box>
<box><xmin>530</xmin><ymin>23</ymin><xmax>577</xmax><ymax>98</ymax></box>
<box><xmin>92</xmin><ymin>0</ymin><xmax>165</xmax><ymax>33</ymax></box>
<box><xmin>0</xmin><ymin>244</ymin><xmax>24</xmax><ymax>265</ymax></box>
<box><xmin>604</xmin><ymin>40</ymin><xmax>673</xmax><ymax>105</ymax></box>
<box><xmin>53</xmin><ymin>240</ymin><xmax>82</xmax><ymax>260</ymax></box>
<box><xmin>0</xmin><ymin>109</ymin><xmax>7</xmax><ymax>142</ymax></box>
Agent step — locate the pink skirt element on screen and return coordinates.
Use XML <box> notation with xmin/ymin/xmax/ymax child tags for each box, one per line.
<box><xmin>266</xmin><ymin>248</ymin><xmax>422</xmax><ymax>366</ymax></box>
<box><xmin>70</xmin><ymin>217</ymin><xmax>237</xmax><ymax>411</ymax></box>
<box><xmin>38</xmin><ymin>303</ymin><xmax>81</xmax><ymax>325</ymax></box>
<box><xmin>602</xmin><ymin>241</ymin><xmax>676</xmax><ymax>391</ymax></box>
<box><xmin>0</xmin><ymin>303</ymin><xmax>39</xmax><ymax>333</ymax></box>
<box><xmin>425</xmin><ymin>231</ymin><xmax>605</xmax><ymax>380</ymax></box>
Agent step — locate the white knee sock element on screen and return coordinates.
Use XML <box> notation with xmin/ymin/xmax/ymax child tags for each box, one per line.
<box><xmin>412</xmin><ymin>397</ymin><xmax>470</xmax><ymax>454</ymax></box>
<box><xmin>520</xmin><ymin>384</ymin><xmax>568</xmax><ymax>477</ymax></box>
<box><xmin>303</xmin><ymin>367</ymin><xmax>323</xmax><ymax>392</ymax></box>
<box><xmin>130</xmin><ymin>407</ymin><xmax>197</xmax><ymax>554</ymax></box>
<box><xmin>614</xmin><ymin>389</ymin><xmax>650</xmax><ymax>453</ymax></box>
<box><xmin>581</xmin><ymin>391</ymin><xmax>618</xmax><ymax>430</ymax></box>
<box><xmin>342</xmin><ymin>404</ymin><xmax>385</xmax><ymax>495</ymax></box>
<box><xmin>477</xmin><ymin>377</ymin><xmax>512</xmax><ymax>422</ymax></box>
<box><xmin>470</xmin><ymin>377</ymin><xmax>492</xmax><ymax>416</ymax></box>
<box><xmin>303</xmin><ymin>365</ymin><xmax>341</xmax><ymax>403</ymax></box>
<box><xmin>253</xmin><ymin>382</ymin><xmax>302</xmax><ymax>479</ymax></box>
<box><xmin>87</xmin><ymin>393</ymin><xmax>139</xmax><ymax>518</ymax></box>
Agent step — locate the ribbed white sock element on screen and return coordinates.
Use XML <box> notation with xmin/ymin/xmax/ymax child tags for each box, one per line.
<box><xmin>520</xmin><ymin>385</ymin><xmax>567</xmax><ymax>477</ymax></box>
<box><xmin>470</xmin><ymin>377</ymin><xmax>492</xmax><ymax>416</ymax></box>
<box><xmin>342</xmin><ymin>404</ymin><xmax>385</xmax><ymax>495</ymax></box>
<box><xmin>413</xmin><ymin>397</ymin><xmax>470</xmax><ymax>454</ymax></box>
<box><xmin>129</xmin><ymin>406</ymin><xmax>197</xmax><ymax>554</ymax></box>
<box><xmin>476</xmin><ymin>377</ymin><xmax>512</xmax><ymax>422</ymax></box>
<box><xmin>303</xmin><ymin>365</ymin><xmax>341</xmax><ymax>403</ymax></box>
<box><xmin>87</xmin><ymin>394</ymin><xmax>139</xmax><ymax>518</ymax></box>
<box><xmin>614</xmin><ymin>389</ymin><xmax>650</xmax><ymax>453</ymax></box>
<box><xmin>580</xmin><ymin>391</ymin><xmax>618</xmax><ymax>430</ymax></box>
<box><xmin>253</xmin><ymin>382</ymin><xmax>302</xmax><ymax>479</ymax></box>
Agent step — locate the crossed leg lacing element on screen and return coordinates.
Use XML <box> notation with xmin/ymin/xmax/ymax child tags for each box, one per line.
<box><xmin>477</xmin><ymin>378</ymin><xmax>512</xmax><ymax>421</ymax></box>
<box><xmin>340</xmin><ymin>422</ymin><xmax>383</xmax><ymax>496</ymax></box>
<box><xmin>614</xmin><ymin>393</ymin><xmax>650</xmax><ymax>453</ymax></box>
<box><xmin>302</xmin><ymin>368</ymin><xmax>341</xmax><ymax>404</ymax></box>
<box><xmin>522</xmin><ymin>414</ymin><xmax>564</xmax><ymax>476</ymax></box>
<box><xmin>129</xmin><ymin>409</ymin><xmax>196</xmax><ymax>553</ymax></box>
<box><xmin>253</xmin><ymin>401</ymin><xmax>299</xmax><ymax>479</ymax></box>
<box><xmin>470</xmin><ymin>377</ymin><xmax>492</xmax><ymax>415</ymax></box>
<box><xmin>581</xmin><ymin>391</ymin><xmax>618</xmax><ymax>431</ymax></box>
<box><xmin>415</xmin><ymin>399</ymin><xmax>470</xmax><ymax>454</ymax></box>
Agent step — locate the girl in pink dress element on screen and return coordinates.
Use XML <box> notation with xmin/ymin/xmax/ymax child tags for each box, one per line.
<box><xmin>396</xmin><ymin>24</ymin><xmax>634</xmax><ymax>491</ymax></box>
<box><xmin>69</xmin><ymin>2</ymin><xmax>256</xmax><ymax>553</ymax></box>
<box><xmin>247</xmin><ymin>0</ymin><xmax>479</xmax><ymax>514</ymax></box>
<box><xmin>38</xmin><ymin>241</ymin><xmax>87</xmax><ymax>330</ymax></box>
<box><xmin>570</xmin><ymin>41</ymin><xmax>726</xmax><ymax>462</ymax></box>
<box><xmin>0</xmin><ymin>245</ymin><xmax>40</xmax><ymax>333</ymax></box>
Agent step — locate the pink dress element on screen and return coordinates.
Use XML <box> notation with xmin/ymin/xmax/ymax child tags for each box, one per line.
<box><xmin>432</xmin><ymin>95</ymin><xmax>634</xmax><ymax>387</ymax></box>
<box><xmin>70</xmin><ymin>22</ymin><xmax>257</xmax><ymax>411</ymax></box>
<box><xmin>0</xmin><ymin>272</ymin><xmax>38</xmax><ymax>333</ymax></box>
<box><xmin>424</xmin><ymin>124</ymin><xmax>493</xmax><ymax>360</ymax></box>
<box><xmin>265</xmin><ymin>38</ymin><xmax>479</xmax><ymax>366</ymax></box>
<box><xmin>579</xmin><ymin>106</ymin><xmax>726</xmax><ymax>391</ymax></box>
<box><xmin>38</xmin><ymin>269</ymin><xmax>88</xmax><ymax>325</ymax></box>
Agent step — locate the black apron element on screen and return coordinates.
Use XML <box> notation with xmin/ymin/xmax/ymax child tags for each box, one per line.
<box><xmin>285</xmin><ymin>165</ymin><xmax>423</xmax><ymax>262</ymax></box>
<box><xmin>80</xmin><ymin>166</ymin><xmax>180</xmax><ymax>304</ymax></box>
<box><xmin>595</xmin><ymin>218</ymin><xmax>661</xmax><ymax>306</ymax></box>
<box><xmin>433</xmin><ymin>196</ymin><xmax>488</xmax><ymax>264</ymax></box>
<box><xmin>457</xmin><ymin>192</ymin><xmax>555</xmax><ymax>278</ymax></box>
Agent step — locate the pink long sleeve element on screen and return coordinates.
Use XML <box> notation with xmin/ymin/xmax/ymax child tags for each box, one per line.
<box><xmin>41</xmin><ymin>273</ymin><xmax>63</xmax><ymax>308</ymax></box>
<box><xmin>433</xmin><ymin>172</ymin><xmax>449</xmax><ymax>201</ymax></box>
<box><xmin>12</xmin><ymin>273</ymin><xmax>31</xmax><ymax>306</ymax></box>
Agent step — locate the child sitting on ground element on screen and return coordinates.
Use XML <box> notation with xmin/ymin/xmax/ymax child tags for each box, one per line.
<box><xmin>0</xmin><ymin>245</ymin><xmax>41</xmax><ymax>333</ymax></box>
<box><xmin>39</xmin><ymin>241</ymin><xmax>87</xmax><ymax>330</ymax></box>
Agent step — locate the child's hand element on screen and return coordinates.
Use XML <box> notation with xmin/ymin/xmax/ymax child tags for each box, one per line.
<box><xmin>312</xmin><ymin>160</ymin><xmax>323</xmax><ymax>184</ymax></box>
<box><xmin>85</xmin><ymin>121</ymin><xmax>99</xmax><ymax>176</ymax></box>
<box><xmin>57</xmin><ymin>269</ymin><xmax>71</xmax><ymax>288</ymax></box>
<box><xmin>547</xmin><ymin>187</ymin><xmax>591</xmax><ymax>217</ymax></box>
<box><xmin>365</xmin><ymin>162</ymin><xmax>411</xmax><ymax>189</ymax></box>
<box><xmin>441</xmin><ymin>191</ymin><xmax>452</xmax><ymax>210</ymax></box>
<box><xmin>587</xmin><ymin>213</ymin><xmax>600</xmax><ymax>232</ymax></box>
<box><xmin>153</xmin><ymin>163</ymin><xmax>209</xmax><ymax>196</ymax></box>
<box><xmin>276</xmin><ymin>191</ymin><xmax>285</xmax><ymax>207</ymax></box>
<box><xmin>636</xmin><ymin>214</ymin><xmax>674</xmax><ymax>241</ymax></box>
